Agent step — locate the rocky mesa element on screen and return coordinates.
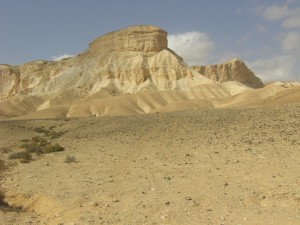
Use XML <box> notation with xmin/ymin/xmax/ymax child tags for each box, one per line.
<box><xmin>0</xmin><ymin>25</ymin><xmax>299</xmax><ymax>119</ymax></box>
<box><xmin>0</xmin><ymin>25</ymin><xmax>206</xmax><ymax>101</ymax></box>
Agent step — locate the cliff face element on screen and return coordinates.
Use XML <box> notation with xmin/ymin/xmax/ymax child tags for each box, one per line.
<box><xmin>1</xmin><ymin>25</ymin><xmax>272</xmax><ymax>118</ymax></box>
<box><xmin>191</xmin><ymin>59</ymin><xmax>264</xmax><ymax>88</ymax></box>
<box><xmin>0</xmin><ymin>25</ymin><xmax>211</xmax><ymax>102</ymax></box>
<box><xmin>89</xmin><ymin>25</ymin><xmax>168</xmax><ymax>53</ymax></box>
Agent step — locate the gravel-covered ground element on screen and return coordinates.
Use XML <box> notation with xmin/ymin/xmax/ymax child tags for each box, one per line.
<box><xmin>1</xmin><ymin>105</ymin><xmax>300</xmax><ymax>225</ymax></box>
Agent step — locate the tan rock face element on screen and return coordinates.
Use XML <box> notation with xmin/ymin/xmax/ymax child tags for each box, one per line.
<box><xmin>0</xmin><ymin>64</ymin><xmax>20</xmax><ymax>99</ymax></box>
<box><xmin>88</xmin><ymin>25</ymin><xmax>168</xmax><ymax>54</ymax></box>
<box><xmin>192</xmin><ymin>58</ymin><xmax>264</xmax><ymax>88</ymax></box>
<box><xmin>0</xmin><ymin>25</ymin><xmax>208</xmax><ymax>102</ymax></box>
<box><xmin>0</xmin><ymin>25</ymin><xmax>269</xmax><ymax>118</ymax></box>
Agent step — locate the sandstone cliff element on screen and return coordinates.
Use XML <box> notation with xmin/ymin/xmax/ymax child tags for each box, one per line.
<box><xmin>191</xmin><ymin>58</ymin><xmax>264</xmax><ymax>88</ymax></box>
<box><xmin>1</xmin><ymin>25</ymin><xmax>277</xmax><ymax>119</ymax></box>
<box><xmin>0</xmin><ymin>25</ymin><xmax>212</xmax><ymax>102</ymax></box>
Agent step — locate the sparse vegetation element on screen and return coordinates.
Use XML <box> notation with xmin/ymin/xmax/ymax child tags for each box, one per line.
<box><xmin>6</xmin><ymin>126</ymin><xmax>67</xmax><ymax>164</ymax></box>
<box><xmin>33</xmin><ymin>127</ymin><xmax>50</xmax><ymax>135</ymax></box>
<box><xmin>31</xmin><ymin>136</ymin><xmax>50</xmax><ymax>146</ymax></box>
<box><xmin>48</xmin><ymin>130</ymin><xmax>65</xmax><ymax>139</ymax></box>
<box><xmin>8</xmin><ymin>151</ymin><xmax>32</xmax><ymax>161</ymax></box>
<box><xmin>20</xmin><ymin>136</ymin><xmax>64</xmax><ymax>155</ymax></box>
<box><xmin>20</xmin><ymin>142</ymin><xmax>43</xmax><ymax>154</ymax></box>
<box><xmin>32</xmin><ymin>126</ymin><xmax>65</xmax><ymax>139</ymax></box>
<box><xmin>44</xmin><ymin>144</ymin><xmax>65</xmax><ymax>153</ymax></box>
<box><xmin>64</xmin><ymin>155</ymin><xmax>77</xmax><ymax>163</ymax></box>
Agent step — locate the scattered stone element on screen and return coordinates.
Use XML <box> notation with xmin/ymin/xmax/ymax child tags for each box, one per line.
<box><xmin>90</xmin><ymin>201</ymin><xmax>99</xmax><ymax>207</ymax></box>
<box><xmin>112</xmin><ymin>198</ymin><xmax>120</xmax><ymax>203</ymax></box>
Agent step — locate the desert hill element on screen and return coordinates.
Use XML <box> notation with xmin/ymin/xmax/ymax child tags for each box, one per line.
<box><xmin>191</xmin><ymin>58</ymin><xmax>264</xmax><ymax>88</ymax></box>
<box><xmin>0</xmin><ymin>25</ymin><xmax>300</xmax><ymax>119</ymax></box>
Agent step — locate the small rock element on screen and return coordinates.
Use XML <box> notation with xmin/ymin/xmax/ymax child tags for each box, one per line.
<box><xmin>112</xmin><ymin>198</ymin><xmax>120</xmax><ymax>203</ymax></box>
<box><xmin>90</xmin><ymin>201</ymin><xmax>99</xmax><ymax>207</ymax></box>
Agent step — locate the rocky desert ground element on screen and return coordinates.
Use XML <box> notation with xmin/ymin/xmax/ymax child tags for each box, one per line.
<box><xmin>0</xmin><ymin>104</ymin><xmax>300</xmax><ymax>225</ymax></box>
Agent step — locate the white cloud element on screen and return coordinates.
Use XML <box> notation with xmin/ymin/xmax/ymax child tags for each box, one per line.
<box><xmin>281</xmin><ymin>31</ymin><xmax>300</xmax><ymax>52</ymax></box>
<box><xmin>168</xmin><ymin>32</ymin><xmax>215</xmax><ymax>65</ymax></box>
<box><xmin>263</xmin><ymin>5</ymin><xmax>290</xmax><ymax>20</ymax></box>
<box><xmin>262</xmin><ymin>4</ymin><xmax>300</xmax><ymax>28</ymax></box>
<box><xmin>52</xmin><ymin>54</ymin><xmax>73</xmax><ymax>61</ymax></box>
<box><xmin>282</xmin><ymin>15</ymin><xmax>300</xmax><ymax>28</ymax></box>
<box><xmin>248</xmin><ymin>55</ymin><xmax>298</xmax><ymax>82</ymax></box>
<box><xmin>287</xmin><ymin>0</ymin><xmax>295</xmax><ymax>4</ymax></box>
<box><xmin>257</xmin><ymin>24</ymin><xmax>267</xmax><ymax>32</ymax></box>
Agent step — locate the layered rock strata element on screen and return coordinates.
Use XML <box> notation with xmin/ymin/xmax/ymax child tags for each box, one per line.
<box><xmin>192</xmin><ymin>58</ymin><xmax>264</xmax><ymax>88</ymax></box>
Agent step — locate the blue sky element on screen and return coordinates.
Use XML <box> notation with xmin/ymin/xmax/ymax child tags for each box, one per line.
<box><xmin>1</xmin><ymin>0</ymin><xmax>299</xmax><ymax>82</ymax></box>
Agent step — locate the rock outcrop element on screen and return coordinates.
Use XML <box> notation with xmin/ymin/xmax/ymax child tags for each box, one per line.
<box><xmin>191</xmin><ymin>58</ymin><xmax>264</xmax><ymax>88</ymax></box>
<box><xmin>1</xmin><ymin>25</ymin><xmax>271</xmax><ymax>119</ymax></box>
<box><xmin>89</xmin><ymin>25</ymin><xmax>168</xmax><ymax>54</ymax></box>
<box><xmin>0</xmin><ymin>25</ymin><xmax>212</xmax><ymax>102</ymax></box>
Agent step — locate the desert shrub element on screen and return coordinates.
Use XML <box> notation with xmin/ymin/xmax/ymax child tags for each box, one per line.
<box><xmin>44</xmin><ymin>144</ymin><xmax>65</xmax><ymax>153</ymax></box>
<box><xmin>49</xmin><ymin>126</ymin><xmax>56</xmax><ymax>130</ymax></box>
<box><xmin>39</xmin><ymin>138</ymin><xmax>49</xmax><ymax>147</ymax></box>
<box><xmin>8</xmin><ymin>151</ymin><xmax>32</xmax><ymax>161</ymax></box>
<box><xmin>33</xmin><ymin>127</ymin><xmax>50</xmax><ymax>135</ymax></box>
<box><xmin>32</xmin><ymin>136</ymin><xmax>41</xmax><ymax>142</ymax></box>
<box><xmin>64</xmin><ymin>155</ymin><xmax>77</xmax><ymax>163</ymax></box>
<box><xmin>20</xmin><ymin>143</ymin><xmax>43</xmax><ymax>154</ymax></box>
<box><xmin>20</xmin><ymin>139</ymin><xmax>30</xmax><ymax>143</ymax></box>
<box><xmin>48</xmin><ymin>131</ymin><xmax>65</xmax><ymax>139</ymax></box>
<box><xmin>31</xmin><ymin>136</ymin><xmax>49</xmax><ymax>146</ymax></box>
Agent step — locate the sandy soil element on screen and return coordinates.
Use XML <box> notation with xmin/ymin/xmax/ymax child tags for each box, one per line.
<box><xmin>0</xmin><ymin>105</ymin><xmax>300</xmax><ymax>225</ymax></box>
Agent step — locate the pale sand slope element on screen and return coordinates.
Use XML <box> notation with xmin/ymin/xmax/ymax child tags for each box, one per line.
<box><xmin>3</xmin><ymin>82</ymin><xmax>300</xmax><ymax>120</ymax></box>
<box><xmin>0</xmin><ymin>105</ymin><xmax>300</xmax><ymax>225</ymax></box>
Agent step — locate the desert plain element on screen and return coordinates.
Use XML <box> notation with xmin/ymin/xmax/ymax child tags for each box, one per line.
<box><xmin>0</xmin><ymin>104</ymin><xmax>300</xmax><ymax>225</ymax></box>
